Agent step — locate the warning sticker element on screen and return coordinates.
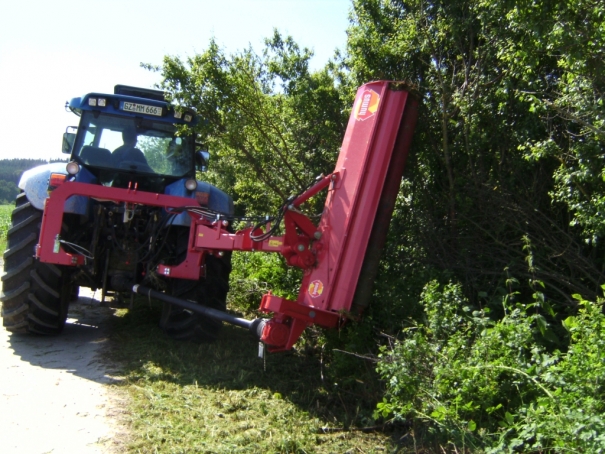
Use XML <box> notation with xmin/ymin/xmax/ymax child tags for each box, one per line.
<box><xmin>354</xmin><ymin>88</ymin><xmax>380</xmax><ymax>121</ymax></box>
<box><xmin>308</xmin><ymin>280</ymin><xmax>324</xmax><ymax>298</ymax></box>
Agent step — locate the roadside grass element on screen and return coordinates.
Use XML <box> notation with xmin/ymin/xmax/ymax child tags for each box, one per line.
<box><xmin>108</xmin><ymin>299</ymin><xmax>403</xmax><ymax>453</ymax></box>
<box><xmin>0</xmin><ymin>201</ymin><xmax>407</xmax><ymax>451</ymax></box>
<box><xmin>0</xmin><ymin>204</ymin><xmax>13</xmax><ymax>253</ymax></box>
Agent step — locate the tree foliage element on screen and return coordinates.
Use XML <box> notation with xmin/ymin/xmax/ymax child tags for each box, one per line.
<box><xmin>503</xmin><ymin>0</ymin><xmax>605</xmax><ymax>241</ymax></box>
<box><xmin>152</xmin><ymin>31</ymin><xmax>348</xmax><ymax>216</ymax></box>
<box><xmin>345</xmin><ymin>0</ymin><xmax>605</xmax><ymax>450</ymax></box>
<box><xmin>346</xmin><ymin>0</ymin><xmax>605</xmax><ymax>308</ymax></box>
<box><xmin>149</xmin><ymin>31</ymin><xmax>350</xmax><ymax>314</ymax></box>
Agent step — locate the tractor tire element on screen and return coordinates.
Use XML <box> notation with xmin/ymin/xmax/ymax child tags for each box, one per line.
<box><xmin>1</xmin><ymin>193</ymin><xmax>72</xmax><ymax>334</ymax></box>
<box><xmin>160</xmin><ymin>253</ymin><xmax>231</xmax><ymax>343</ymax></box>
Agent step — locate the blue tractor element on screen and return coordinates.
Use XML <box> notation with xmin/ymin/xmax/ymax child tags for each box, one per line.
<box><xmin>1</xmin><ymin>85</ymin><xmax>234</xmax><ymax>341</ymax></box>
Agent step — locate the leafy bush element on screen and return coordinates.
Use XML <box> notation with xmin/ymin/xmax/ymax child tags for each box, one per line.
<box><xmin>228</xmin><ymin>251</ymin><xmax>302</xmax><ymax>314</ymax></box>
<box><xmin>376</xmin><ymin>281</ymin><xmax>605</xmax><ymax>452</ymax></box>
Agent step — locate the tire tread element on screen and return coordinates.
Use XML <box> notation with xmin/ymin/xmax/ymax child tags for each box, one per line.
<box><xmin>0</xmin><ymin>193</ymin><xmax>70</xmax><ymax>334</ymax></box>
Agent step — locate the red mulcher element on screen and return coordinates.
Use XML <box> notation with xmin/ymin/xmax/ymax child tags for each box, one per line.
<box><xmin>33</xmin><ymin>81</ymin><xmax>418</xmax><ymax>352</ymax></box>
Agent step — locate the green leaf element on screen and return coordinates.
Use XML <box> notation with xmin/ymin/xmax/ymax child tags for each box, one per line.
<box><xmin>504</xmin><ymin>412</ymin><xmax>515</xmax><ymax>425</ymax></box>
<box><xmin>563</xmin><ymin>316</ymin><xmax>577</xmax><ymax>332</ymax></box>
<box><xmin>535</xmin><ymin>314</ymin><xmax>548</xmax><ymax>335</ymax></box>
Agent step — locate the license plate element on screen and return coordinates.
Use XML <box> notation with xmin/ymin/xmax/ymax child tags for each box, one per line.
<box><xmin>122</xmin><ymin>102</ymin><xmax>162</xmax><ymax>116</ymax></box>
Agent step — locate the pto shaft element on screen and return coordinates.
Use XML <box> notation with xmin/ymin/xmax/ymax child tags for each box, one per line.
<box><xmin>132</xmin><ymin>285</ymin><xmax>266</xmax><ymax>339</ymax></box>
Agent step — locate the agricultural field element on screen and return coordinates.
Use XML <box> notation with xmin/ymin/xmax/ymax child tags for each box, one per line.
<box><xmin>0</xmin><ymin>204</ymin><xmax>12</xmax><ymax>255</ymax></box>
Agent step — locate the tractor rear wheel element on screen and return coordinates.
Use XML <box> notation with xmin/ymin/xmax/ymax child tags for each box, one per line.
<box><xmin>1</xmin><ymin>193</ymin><xmax>72</xmax><ymax>334</ymax></box>
<box><xmin>160</xmin><ymin>253</ymin><xmax>231</xmax><ymax>342</ymax></box>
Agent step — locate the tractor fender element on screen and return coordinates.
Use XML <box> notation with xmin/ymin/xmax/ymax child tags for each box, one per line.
<box><xmin>165</xmin><ymin>179</ymin><xmax>234</xmax><ymax>226</ymax></box>
<box><xmin>18</xmin><ymin>163</ymin><xmax>93</xmax><ymax>215</ymax></box>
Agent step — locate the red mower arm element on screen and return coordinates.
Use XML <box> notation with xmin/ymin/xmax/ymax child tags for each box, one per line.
<box><xmin>189</xmin><ymin>81</ymin><xmax>419</xmax><ymax>351</ymax></box>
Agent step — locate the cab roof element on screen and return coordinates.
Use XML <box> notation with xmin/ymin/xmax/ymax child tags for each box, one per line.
<box><xmin>67</xmin><ymin>85</ymin><xmax>197</xmax><ymax>125</ymax></box>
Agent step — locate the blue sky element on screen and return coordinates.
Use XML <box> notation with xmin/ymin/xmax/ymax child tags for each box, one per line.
<box><xmin>0</xmin><ymin>0</ymin><xmax>351</xmax><ymax>160</ymax></box>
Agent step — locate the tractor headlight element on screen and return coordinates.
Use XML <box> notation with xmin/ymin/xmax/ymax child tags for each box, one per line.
<box><xmin>87</xmin><ymin>97</ymin><xmax>106</xmax><ymax>107</ymax></box>
<box><xmin>66</xmin><ymin>161</ymin><xmax>80</xmax><ymax>175</ymax></box>
<box><xmin>185</xmin><ymin>179</ymin><xmax>197</xmax><ymax>191</ymax></box>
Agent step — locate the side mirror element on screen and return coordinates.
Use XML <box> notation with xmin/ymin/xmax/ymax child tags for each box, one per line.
<box><xmin>62</xmin><ymin>127</ymin><xmax>77</xmax><ymax>154</ymax></box>
<box><xmin>195</xmin><ymin>150</ymin><xmax>210</xmax><ymax>172</ymax></box>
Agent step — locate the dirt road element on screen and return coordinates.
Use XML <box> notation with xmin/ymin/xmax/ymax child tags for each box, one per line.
<box><xmin>0</xmin><ymin>273</ymin><xmax>123</xmax><ymax>454</ymax></box>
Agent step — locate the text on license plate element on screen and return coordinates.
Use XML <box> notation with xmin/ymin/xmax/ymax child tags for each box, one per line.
<box><xmin>122</xmin><ymin>102</ymin><xmax>162</xmax><ymax>116</ymax></box>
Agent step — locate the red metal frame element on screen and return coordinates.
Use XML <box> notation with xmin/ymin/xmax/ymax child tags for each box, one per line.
<box><xmin>37</xmin><ymin>81</ymin><xmax>419</xmax><ymax>352</ymax></box>
<box><xmin>37</xmin><ymin>182</ymin><xmax>207</xmax><ymax>277</ymax></box>
<box><xmin>193</xmin><ymin>81</ymin><xmax>419</xmax><ymax>350</ymax></box>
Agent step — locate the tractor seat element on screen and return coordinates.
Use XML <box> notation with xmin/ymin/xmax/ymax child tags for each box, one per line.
<box><xmin>80</xmin><ymin>146</ymin><xmax>112</xmax><ymax>167</ymax></box>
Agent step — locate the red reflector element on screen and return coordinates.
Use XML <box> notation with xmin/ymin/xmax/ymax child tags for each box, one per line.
<box><xmin>49</xmin><ymin>173</ymin><xmax>67</xmax><ymax>189</ymax></box>
<box><xmin>195</xmin><ymin>191</ymin><xmax>209</xmax><ymax>206</ymax></box>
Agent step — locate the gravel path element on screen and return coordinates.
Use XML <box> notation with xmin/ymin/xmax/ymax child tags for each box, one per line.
<box><xmin>0</xmin><ymin>278</ymin><xmax>125</xmax><ymax>454</ymax></box>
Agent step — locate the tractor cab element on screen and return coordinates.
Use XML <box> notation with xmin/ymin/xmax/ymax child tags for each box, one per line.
<box><xmin>64</xmin><ymin>85</ymin><xmax>202</xmax><ymax>191</ymax></box>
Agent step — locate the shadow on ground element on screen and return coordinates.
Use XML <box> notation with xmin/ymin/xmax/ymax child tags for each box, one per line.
<box><xmin>4</xmin><ymin>291</ymin><xmax>120</xmax><ymax>385</ymax></box>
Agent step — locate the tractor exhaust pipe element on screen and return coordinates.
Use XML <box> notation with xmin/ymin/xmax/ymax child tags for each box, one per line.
<box><xmin>132</xmin><ymin>285</ymin><xmax>266</xmax><ymax>340</ymax></box>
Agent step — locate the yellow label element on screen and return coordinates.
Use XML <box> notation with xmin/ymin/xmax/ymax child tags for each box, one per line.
<box><xmin>268</xmin><ymin>240</ymin><xmax>282</xmax><ymax>248</ymax></box>
<box><xmin>308</xmin><ymin>280</ymin><xmax>324</xmax><ymax>298</ymax></box>
<box><xmin>354</xmin><ymin>88</ymin><xmax>380</xmax><ymax>121</ymax></box>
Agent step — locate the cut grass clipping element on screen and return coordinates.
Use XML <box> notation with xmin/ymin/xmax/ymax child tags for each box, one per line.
<box><xmin>108</xmin><ymin>298</ymin><xmax>396</xmax><ymax>453</ymax></box>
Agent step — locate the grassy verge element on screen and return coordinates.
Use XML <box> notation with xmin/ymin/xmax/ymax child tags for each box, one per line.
<box><xmin>108</xmin><ymin>299</ymin><xmax>402</xmax><ymax>453</ymax></box>
<box><xmin>0</xmin><ymin>202</ymin><xmax>408</xmax><ymax>451</ymax></box>
<box><xmin>0</xmin><ymin>204</ymin><xmax>13</xmax><ymax>254</ymax></box>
